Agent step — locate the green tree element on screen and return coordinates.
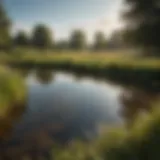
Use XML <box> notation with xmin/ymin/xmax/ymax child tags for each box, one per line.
<box><xmin>124</xmin><ymin>0</ymin><xmax>160</xmax><ymax>56</ymax></box>
<box><xmin>31</xmin><ymin>24</ymin><xmax>53</xmax><ymax>48</ymax></box>
<box><xmin>69</xmin><ymin>30</ymin><xmax>86</xmax><ymax>50</ymax></box>
<box><xmin>13</xmin><ymin>31</ymin><xmax>29</xmax><ymax>47</ymax></box>
<box><xmin>0</xmin><ymin>1</ymin><xmax>11</xmax><ymax>50</ymax></box>
<box><xmin>93</xmin><ymin>31</ymin><xmax>106</xmax><ymax>50</ymax></box>
<box><xmin>108</xmin><ymin>30</ymin><xmax>125</xmax><ymax>49</ymax></box>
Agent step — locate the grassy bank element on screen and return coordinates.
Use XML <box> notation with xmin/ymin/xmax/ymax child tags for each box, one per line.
<box><xmin>0</xmin><ymin>67</ymin><xmax>26</xmax><ymax>140</ymax></box>
<box><xmin>5</xmin><ymin>50</ymin><xmax>160</xmax><ymax>92</ymax></box>
<box><xmin>0</xmin><ymin>67</ymin><xmax>26</xmax><ymax>117</ymax></box>
<box><xmin>0</xmin><ymin>67</ymin><xmax>26</xmax><ymax>139</ymax></box>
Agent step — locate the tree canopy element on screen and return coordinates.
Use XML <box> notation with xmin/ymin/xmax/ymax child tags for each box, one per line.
<box><xmin>31</xmin><ymin>24</ymin><xmax>53</xmax><ymax>48</ymax></box>
<box><xmin>93</xmin><ymin>32</ymin><xmax>106</xmax><ymax>50</ymax></box>
<box><xmin>124</xmin><ymin>0</ymin><xmax>160</xmax><ymax>56</ymax></box>
<box><xmin>13</xmin><ymin>31</ymin><xmax>29</xmax><ymax>47</ymax></box>
<box><xmin>0</xmin><ymin>2</ymin><xmax>11</xmax><ymax>50</ymax></box>
<box><xmin>69</xmin><ymin>30</ymin><xmax>86</xmax><ymax>50</ymax></box>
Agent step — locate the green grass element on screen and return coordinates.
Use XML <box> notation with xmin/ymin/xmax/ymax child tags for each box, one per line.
<box><xmin>6</xmin><ymin>49</ymin><xmax>160</xmax><ymax>69</ymax></box>
<box><xmin>0</xmin><ymin>67</ymin><xmax>26</xmax><ymax>118</ymax></box>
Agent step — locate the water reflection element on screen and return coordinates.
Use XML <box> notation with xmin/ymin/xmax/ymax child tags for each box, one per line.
<box><xmin>15</xmin><ymin>68</ymin><xmax>30</xmax><ymax>78</ymax></box>
<box><xmin>120</xmin><ymin>88</ymin><xmax>159</xmax><ymax>127</ymax></box>
<box><xmin>35</xmin><ymin>69</ymin><xmax>53</xmax><ymax>84</ymax></box>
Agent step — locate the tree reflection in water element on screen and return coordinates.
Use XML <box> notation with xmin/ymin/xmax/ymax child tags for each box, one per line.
<box><xmin>36</xmin><ymin>69</ymin><xmax>53</xmax><ymax>84</ymax></box>
<box><xmin>16</xmin><ymin>68</ymin><xmax>30</xmax><ymax>78</ymax></box>
<box><xmin>120</xmin><ymin>88</ymin><xmax>159</xmax><ymax>127</ymax></box>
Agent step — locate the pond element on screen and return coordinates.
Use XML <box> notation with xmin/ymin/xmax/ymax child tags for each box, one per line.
<box><xmin>0</xmin><ymin>69</ymin><xmax>156</xmax><ymax>159</ymax></box>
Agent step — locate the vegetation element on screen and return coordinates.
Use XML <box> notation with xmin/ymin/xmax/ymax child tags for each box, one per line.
<box><xmin>124</xmin><ymin>0</ymin><xmax>160</xmax><ymax>56</ymax></box>
<box><xmin>13</xmin><ymin>30</ymin><xmax>29</xmax><ymax>47</ymax></box>
<box><xmin>69</xmin><ymin>30</ymin><xmax>87</xmax><ymax>50</ymax></box>
<box><xmin>0</xmin><ymin>67</ymin><xmax>26</xmax><ymax>118</ymax></box>
<box><xmin>0</xmin><ymin>67</ymin><xmax>26</xmax><ymax>141</ymax></box>
<box><xmin>0</xmin><ymin>2</ymin><xmax>11</xmax><ymax>50</ymax></box>
<box><xmin>31</xmin><ymin>24</ymin><xmax>53</xmax><ymax>49</ymax></box>
<box><xmin>93</xmin><ymin>31</ymin><xmax>106</xmax><ymax>50</ymax></box>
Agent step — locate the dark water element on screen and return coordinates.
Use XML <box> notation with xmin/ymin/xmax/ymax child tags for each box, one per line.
<box><xmin>1</xmin><ymin>69</ymin><xmax>156</xmax><ymax>159</ymax></box>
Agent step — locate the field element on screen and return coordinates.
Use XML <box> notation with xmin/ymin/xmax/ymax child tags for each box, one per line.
<box><xmin>2</xmin><ymin>49</ymin><xmax>160</xmax><ymax>68</ymax></box>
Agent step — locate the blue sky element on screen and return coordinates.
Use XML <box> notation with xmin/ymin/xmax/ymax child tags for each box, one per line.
<box><xmin>4</xmin><ymin>0</ymin><xmax>124</xmax><ymax>41</ymax></box>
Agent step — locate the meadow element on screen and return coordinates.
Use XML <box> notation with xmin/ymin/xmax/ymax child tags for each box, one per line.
<box><xmin>4</xmin><ymin>49</ymin><xmax>160</xmax><ymax>68</ymax></box>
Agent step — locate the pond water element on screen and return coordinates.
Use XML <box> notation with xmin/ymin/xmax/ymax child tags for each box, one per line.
<box><xmin>16</xmin><ymin>70</ymin><xmax>123</xmax><ymax>139</ymax></box>
<box><xmin>0</xmin><ymin>69</ymin><xmax>155</xmax><ymax>159</ymax></box>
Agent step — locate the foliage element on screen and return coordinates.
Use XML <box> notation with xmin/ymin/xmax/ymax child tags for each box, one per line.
<box><xmin>124</xmin><ymin>0</ymin><xmax>160</xmax><ymax>56</ymax></box>
<box><xmin>108</xmin><ymin>30</ymin><xmax>125</xmax><ymax>49</ymax></box>
<box><xmin>13</xmin><ymin>30</ymin><xmax>29</xmax><ymax>47</ymax></box>
<box><xmin>0</xmin><ymin>67</ymin><xmax>26</xmax><ymax>117</ymax></box>
<box><xmin>52</xmin><ymin>141</ymin><xmax>99</xmax><ymax>160</ymax></box>
<box><xmin>93</xmin><ymin>31</ymin><xmax>106</xmax><ymax>50</ymax></box>
<box><xmin>96</xmin><ymin>104</ymin><xmax>160</xmax><ymax>160</ymax></box>
<box><xmin>0</xmin><ymin>2</ymin><xmax>11</xmax><ymax>50</ymax></box>
<box><xmin>69</xmin><ymin>30</ymin><xmax>87</xmax><ymax>50</ymax></box>
<box><xmin>31</xmin><ymin>24</ymin><xmax>53</xmax><ymax>48</ymax></box>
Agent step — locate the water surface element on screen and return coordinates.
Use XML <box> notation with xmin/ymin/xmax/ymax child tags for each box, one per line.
<box><xmin>0</xmin><ymin>70</ymin><xmax>126</xmax><ymax>158</ymax></box>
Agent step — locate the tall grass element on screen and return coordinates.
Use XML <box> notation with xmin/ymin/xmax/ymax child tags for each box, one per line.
<box><xmin>0</xmin><ymin>67</ymin><xmax>26</xmax><ymax>139</ymax></box>
<box><xmin>0</xmin><ymin>67</ymin><xmax>26</xmax><ymax>118</ymax></box>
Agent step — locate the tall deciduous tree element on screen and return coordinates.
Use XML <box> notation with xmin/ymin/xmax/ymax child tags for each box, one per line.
<box><xmin>69</xmin><ymin>30</ymin><xmax>86</xmax><ymax>50</ymax></box>
<box><xmin>0</xmin><ymin>1</ymin><xmax>11</xmax><ymax>50</ymax></box>
<box><xmin>124</xmin><ymin>0</ymin><xmax>160</xmax><ymax>56</ymax></box>
<box><xmin>31</xmin><ymin>24</ymin><xmax>53</xmax><ymax>48</ymax></box>
<box><xmin>13</xmin><ymin>31</ymin><xmax>29</xmax><ymax>47</ymax></box>
<box><xmin>108</xmin><ymin>30</ymin><xmax>125</xmax><ymax>49</ymax></box>
<box><xmin>93</xmin><ymin>32</ymin><xmax>106</xmax><ymax>50</ymax></box>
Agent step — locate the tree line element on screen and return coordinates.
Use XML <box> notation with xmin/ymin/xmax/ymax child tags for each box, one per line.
<box><xmin>0</xmin><ymin>0</ymin><xmax>160</xmax><ymax>56</ymax></box>
<box><xmin>13</xmin><ymin>26</ymin><xmax>125</xmax><ymax>50</ymax></box>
